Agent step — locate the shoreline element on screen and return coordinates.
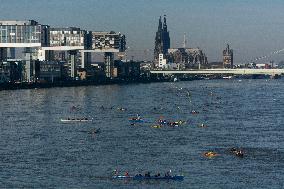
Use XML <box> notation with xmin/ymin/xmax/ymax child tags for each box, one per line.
<box><xmin>0</xmin><ymin>78</ymin><xmax>170</xmax><ymax>91</ymax></box>
<box><xmin>0</xmin><ymin>74</ymin><xmax>280</xmax><ymax>91</ymax></box>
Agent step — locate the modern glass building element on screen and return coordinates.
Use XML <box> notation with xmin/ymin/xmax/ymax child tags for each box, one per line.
<box><xmin>0</xmin><ymin>20</ymin><xmax>49</xmax><ymax>47</ymax></box>
<box><xmin>49</xmin><ymin>27</ymin><xmax>88</xmax><ymax>48</ymax></box>
<box><xmin>91</xmin><ymin>31</ymin><xmax>126</xmax><ymax>52</ymax></box>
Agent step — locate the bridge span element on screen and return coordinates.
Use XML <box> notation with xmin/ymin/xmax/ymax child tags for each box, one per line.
<box><xmin>150</xmin><ymin>69</ymin><xmax>284</xmax><ymax>76</ymax></box>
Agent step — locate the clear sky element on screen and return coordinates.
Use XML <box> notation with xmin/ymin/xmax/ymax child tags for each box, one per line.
<box><xmin>1</xmin><ymin>0</ymin><xmax>284</xmax><ymax>63</ymax></box>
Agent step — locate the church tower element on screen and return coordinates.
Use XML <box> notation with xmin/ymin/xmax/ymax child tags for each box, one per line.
<box><xmin>154</xmin><ymin>15</ymin><xmax>170</xmax><ymax>62</ymax></box>
<box><xmin>223</xmin><ymin>44</ymin><xmax>233</xmax><ymax>68</ymax></box>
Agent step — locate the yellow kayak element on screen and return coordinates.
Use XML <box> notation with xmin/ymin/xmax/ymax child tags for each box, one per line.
<box><xmin>203</xmin><ymin>151</ymin><xmax>218</xmax><ymax>158</ymax></box>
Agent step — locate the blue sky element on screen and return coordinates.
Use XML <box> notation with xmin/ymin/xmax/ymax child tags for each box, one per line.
<box><xmin>1</xmin><ymin>0</ymin><xmax>284</xmax><ymax>63</ymax></box>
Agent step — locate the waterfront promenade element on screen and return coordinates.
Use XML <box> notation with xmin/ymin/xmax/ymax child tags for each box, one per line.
<box><xmin>150</xmin><ymin>68</ymin><xmax>284</xmax><ymax>76</ymax></box>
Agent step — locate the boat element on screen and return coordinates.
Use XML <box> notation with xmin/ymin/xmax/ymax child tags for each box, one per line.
<box><xmin>157</xmin><ymin>119</ymin><xmax>168</xmax><ymax>125</ymax></box>
<box><xmin>198</xmin><ymin>123</ymin><xmax>207</xmax><ymax>128</ymax></box>
<box><xmin>203</xmin><ymin>151</ymin><xmax>219</xmax><ymax>158</ymax></box>
<box><xmin>152</xmin><ymin>125</ymin><xmax>162</xmax><ymax>128</ymax></box>
<box><xmin>90</xmin><ymin>128</ymin><xmax>101</xmax><ymax>134</ymax></box>
<box><xmin>222</xmin><ymin>76</ymin><xmax>233</xmax><ymax>79</ymax></box>
<box><xmin>60</xmin><ymin>118</ymin><xmax>92</xmax><ymax>122</ymax></box>
<box><xmin>230</xmin><ymin>148</ymin><xmax>244</xmax><ymax>158</ymax></box>
<box><xmin>112</xmin><ymin>175</ymin><xmax>184</xmax><ymax>181</ymax></box>
<box><xmin>129</xmin><ymin>114</ymin><xmax>144</xmax><ymax>123</ymax></box>
<box><xmin>128</xmin><ymin>118</ymin><xmax>144</xmax><ymax>123</ymax></box>
<box><xmin>117</xmin><ymin>107</ymin><xmax>127</xmax><ymax>111</ymax></box>
<box><xmin>169</xmin><ymin>120</ymin><xmax>185</xmax><ymax>127</ymax></box>
<box><xmin>191</xmin><ymin>110</ymin><xmax>199</xmax><ymax>114</ymax></box>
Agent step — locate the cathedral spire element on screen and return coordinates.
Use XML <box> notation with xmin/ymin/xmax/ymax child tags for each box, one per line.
<box><xmin>158</xmin><ymin>16</ymin><xmax>162</xmax><ymax>30</ymax></box>
<box><xmin>154</xmin><ymin>15</ymin><xmax>170</xmax><ymax>62</ymax></box>
<box><xmin>163</xmin><ymin>15</ymin><xmax>167</xmax><ymax>30</ymax></box>
<box><xmin>226</xmin><ymin>44</ymin><xmax>230</xmax><ymax>54</ymax></box>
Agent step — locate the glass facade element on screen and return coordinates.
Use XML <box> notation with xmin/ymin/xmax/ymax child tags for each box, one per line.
<box><xmin>50</xmin><ymin>28</ymin><xmax>86</xmax><ymax>47</ymax></box>
<box><xmin>0</xmin><ymin>21</ymin><xmax>49</xmax><ymax>46</ymax></box>
<box><xmin>92</xmin><ymin>32</ymin><xmax>126</xmax><ymax>51</ymax></box>
<box><xmin>0</xmin><ymin>21</ymin><xmax>126</xmax><ymax>51</ymax></box>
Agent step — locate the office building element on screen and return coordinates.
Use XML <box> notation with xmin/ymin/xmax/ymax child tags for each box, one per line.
<box><xmin>91</xmin><ymin>31</ymin><xmax>126</xmax><ymax>52</ymax></box>
<box><xmin>0</xmin><ymin>20</ymin><xmax>126</xmax><ymax>81</ymax></box>
<box><xmin>0</xmin><ymin>20</ymin><xmax>49</xmax><ymax>82</ymax></box>
<box><xmin>91</xmin><ymin>31</ymin><xmax>126</xmax><ymax>78</ymax></box>
<box><xmin>0</xmin><ymin>20</ymin><xmax>49</xmax><ymax>48</ymax></box>
<box><xmin>49</xmin><ymin>27</ymin><xmax>88</xmax><ymax>48</ymax></box>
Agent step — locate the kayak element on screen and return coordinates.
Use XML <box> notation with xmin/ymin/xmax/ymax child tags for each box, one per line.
<box><xmin>60</xmin><ymin>118</ymin><xmax>92</xmax><ymax>122</ymax></box>
<box><xmin>152</xmin><ymin>125</ymin><xmax>162</xmax><ymax>128</ymax></box>
<box><xmin>203</xmin><ymin>151</ymin><xmax>219</xmax><ymax>158</ymax></box>
<box><xmin>112</xmin><ymin>175</ymin><xmax>184</xmax><ymax>181</ymax></box>
<box><xmin>128</xmin><ymin>119</ymin><xmax>144</xmax><ymax>123</ymax></box>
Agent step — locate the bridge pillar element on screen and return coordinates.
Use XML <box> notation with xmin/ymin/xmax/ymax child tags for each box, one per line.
<box><xmin>7</xmin><ymin>48</ymin><xmax>15</xmax><ymax>59</ymax></box>
<box><xmin>0</xmin><ymin>48</ymin><xmax>7</xmax><ymax>61</ymax></box>
<box><xmin>24</xmin><ymin>47</ymin><xmax>32</xmax><ymax>82</ymax></box>
<box><xmin>68</xmin><ymin>50</ymin><xmax>77</xmax><ymax>79</ymax></box>
<box><xmin>104</xmin><ymin>52</ymin><xmax>114</xmax><ymax>78</ymax></box>
<box><xmin>80</xmin><ymin>51</ymin><xmax>91</xmax><ymax>69</ymax></box>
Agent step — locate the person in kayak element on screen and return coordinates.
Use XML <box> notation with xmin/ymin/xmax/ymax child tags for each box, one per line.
<box><xmin>136</xmin><ymin>114</ymin><xmax>141</xmax><ymax>120</ymax></box>
<box><xmin>165</xmin><ymin>171</ymin><xmax>171</xmax><ymax>177</ymax></box>
<box><xmin>154</xmin><ymin>173</ymin><xmax>161</xmax><ymax>177</ymax></box>
<box><xmin>145</xmin><ymin>172</ymin><xmax>150</xmax><ymax>177</ymax></box>
<box><xmin>113</xmin><ymin>169</ymin><xmax>118</xmax><ymax>176</ymax></box>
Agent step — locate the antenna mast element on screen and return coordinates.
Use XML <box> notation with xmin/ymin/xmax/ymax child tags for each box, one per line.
<box><xmin>183</xmin><ymin>33</ymin><xmax>187</xmax><ymax>48</ymax></box>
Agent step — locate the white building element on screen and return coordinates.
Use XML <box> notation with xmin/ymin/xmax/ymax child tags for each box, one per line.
<box><xmin>158</xmin><ymin>53</ymin><xmax>167</xmax><ymax>68</ymax></box>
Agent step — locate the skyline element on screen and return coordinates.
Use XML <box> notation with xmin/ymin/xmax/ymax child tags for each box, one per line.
<box><xmin>1</xmin><ymin>0</ymin><xmax>284</xmax><ymax>63</ymax></box>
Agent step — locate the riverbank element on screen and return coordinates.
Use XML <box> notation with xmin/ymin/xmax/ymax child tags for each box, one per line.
<box><xmin>0</xmin><ymin>74</ymin><xmax>280</xmax><ymax>91</ymax></box>
<box><xmin>0</xmin><ymin>77</ymin><xmax>170</xmax><ymax>91</ymax></box>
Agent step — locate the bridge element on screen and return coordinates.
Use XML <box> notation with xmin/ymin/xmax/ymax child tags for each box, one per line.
<box><xmin>150</xmin><ymin>69</ymin><xmax>284</xmax><ymax>76</ymax></box>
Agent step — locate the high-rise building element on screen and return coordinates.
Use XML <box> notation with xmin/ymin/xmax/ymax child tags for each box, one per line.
<box><xmin>0</xmin><ymin>20</ymin><xmax>127</xmax><ymax>80</ymax></box>
<box><xmin>91</xmin><ymin>31</ymin><xmax>126</xmax><ymax>78</ymax></box>
<box><xmin>0</xmin><ymin>20</ymin><xmax>49</xmax><ymax>47</ymax></box>
<box><xmin>0</xmin><ymin>20</ymin><xmax>50</xmax><ymax>82</ymax></box>
<box><xmin>223</xmin><ymin>44</ymin><xmax>233</xmax><ymax>68</ymax></box>
<box><xmin>154</xmin><ymin>15</ymin><xmax>170</xmax><ymax>62</ymax></box>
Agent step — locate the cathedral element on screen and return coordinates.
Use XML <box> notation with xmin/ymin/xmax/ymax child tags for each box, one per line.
<box><xmin>154</xmin><ymin>15</ymin><xmax>170</xmax><ymax>62</ymax></box>
<box><xmin>153</xmin><ymin>16</ymin><xmax>208</xmax><ymax>69</ymax></box>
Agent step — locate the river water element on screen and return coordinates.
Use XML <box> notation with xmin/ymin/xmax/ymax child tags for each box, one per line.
<box><xmin>0</xmin><ymin>79</ymin><xmax>283</xmax><ymax>188</ymax></box>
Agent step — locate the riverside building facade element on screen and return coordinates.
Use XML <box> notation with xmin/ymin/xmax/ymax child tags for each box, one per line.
<box><xmin>0</xmin><ymin>20</ymin><xmax>49</xmax><ymax>82</ymax></box>
<box><xmin>0</xmin><ymin>20</ymin><xmax>126</xmax><ymax>83</ymax></box>
<box><xmin>0</xmin><ymin>20</ymin><xmax>49</xmax><ymax>48</ymax></box>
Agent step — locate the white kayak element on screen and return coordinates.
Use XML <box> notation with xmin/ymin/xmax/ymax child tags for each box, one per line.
<box><xmin>60</xmin><ymin>118</ymin><xmax>92</xmax><ymax>122</ymax></box>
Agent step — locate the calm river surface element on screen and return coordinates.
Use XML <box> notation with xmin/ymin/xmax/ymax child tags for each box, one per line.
<box><xmin>0</xmin><ymin>79</ymin><xmax>283</xmax><ymax>188</ymax></box>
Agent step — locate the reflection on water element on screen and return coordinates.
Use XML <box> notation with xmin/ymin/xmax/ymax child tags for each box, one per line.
<box><xmin>0</xmin><ymin>79</ymin><xmax>283</xmax><ymax>188</ymax></box>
